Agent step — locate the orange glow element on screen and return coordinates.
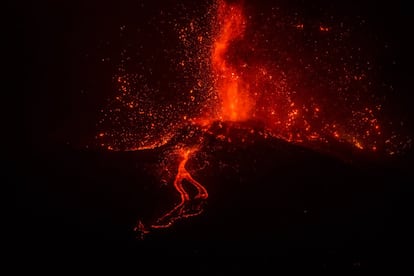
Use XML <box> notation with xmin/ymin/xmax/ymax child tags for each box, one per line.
<box><xmin>319</xmin><ymin>26</ymin><xmax>329</xmax><ymax>32</ymax></box>
<box><xmin>97</xmin><ymin>0</ymin><xmax>407</xmax><ymax>238</ymax></box>
<box><xmin>353</xmin><ymin>140</ymin><xmax>364</xmax><ymax>150</ymax></box>
<box><xmin>212</xmin><ymin>0</ymin><xmax>253</xmax><ymax>122</ymax></box>
<box><xmin>151</xmin><ymin>147</ymin><xmax>208</xmax><ymax>229</ymax></box>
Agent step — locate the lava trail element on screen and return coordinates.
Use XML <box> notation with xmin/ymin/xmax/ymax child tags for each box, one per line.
<box><xmin>151</xmin><ymin>148</ymin><xmax>208</xmax><ymax>229</ymax></box>
<box><xmin>96</xmin><ymin>0</ymin><xmax>409</xmax><ymax>237</ymax></box>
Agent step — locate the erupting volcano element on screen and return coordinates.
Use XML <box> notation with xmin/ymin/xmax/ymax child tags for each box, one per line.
<box><xmin>96</xmin><ymin>0</ymin><xmax>410</xmax><ymax>237</ymax></box>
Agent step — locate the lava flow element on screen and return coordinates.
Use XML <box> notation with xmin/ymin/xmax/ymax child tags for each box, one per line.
<box><xmin>151</xmin><ymin>148</ymin><xmax>208</xmax><ymax>229</ymax></box>
<box><xmin>96</xmin><ymin>0</ymin><xmax>410</xmax><ymax>237</ymax></box>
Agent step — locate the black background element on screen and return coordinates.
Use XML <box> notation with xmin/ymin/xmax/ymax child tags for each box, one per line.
<box><xmin>13</xmin><ymin>0</ymin><xmax>413</xmax><ymax>273</ymax></box>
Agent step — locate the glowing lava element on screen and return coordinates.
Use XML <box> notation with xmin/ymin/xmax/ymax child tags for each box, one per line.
<box><xmin>212</xmin><ymin>1</ymin><xmax>252</xmax><ymax>122</ymax></box>
<box><xmin>96</xmin><ymin>0</ymin><xmax>410</xmax><ymax>238</ymax></box>
<box><xmin>151</xmin><ymin>147</ymin><xmax>208</xmax><ymax>229</ymax></box>
<box><xmin>145</xmin><ymin>1</ymin><xmax>254</xmax><ymax>231</ymax></box>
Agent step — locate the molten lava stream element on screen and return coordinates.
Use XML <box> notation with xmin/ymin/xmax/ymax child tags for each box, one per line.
<box><xmin>136</xmin><ymin>0</ymin><xmax>248</xmax><ymax>235</ymax></box>
<box><xmin>151</xmin><ymin>148</ymin><xmax>208</xmax><ymax>229</ymax></box>
<box><xmin>104</xmin><ymin>0</ymin><xmax>405</xmax><ymax>239</ymax></box>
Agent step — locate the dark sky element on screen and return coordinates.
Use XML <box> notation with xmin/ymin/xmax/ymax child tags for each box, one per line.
<box><xmin>18</xmin><ymin>0</ymin><xmax>414</xmax><ymax>149</ymax></box>
<box><xmin>13</xmin><ymin>0</ymin><xmax>414</xmax><ymax>273</ymax></box>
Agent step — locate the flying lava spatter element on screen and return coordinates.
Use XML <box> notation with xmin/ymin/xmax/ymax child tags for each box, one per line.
<box><xmin>212</xmin><ymin>1</ymin><xmax>252</xmax><ymax>122</ymax></box>
<box><xmin>96</xmin><ymin>0</ymin><xmax>410</xmax><ymax>237</ymax></box>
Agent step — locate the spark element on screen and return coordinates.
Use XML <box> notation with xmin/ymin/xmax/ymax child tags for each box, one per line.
<box><xmin>95</xmin><ymin>0</ymin><xmax>409</xmax><ymax>237</ymax></box>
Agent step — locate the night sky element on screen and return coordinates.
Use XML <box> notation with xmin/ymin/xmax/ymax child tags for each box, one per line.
<box><xmin>15</xmin><ymin>0</ymin><xmax>414</xmax><ymax>273</ymax></box>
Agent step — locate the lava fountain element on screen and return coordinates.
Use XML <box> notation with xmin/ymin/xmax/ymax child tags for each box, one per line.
<box><xmin>96</xmin><ymin>0</ymin><xmax>409</xmax><ymax>238</ymax></box>
<box><xmin>212</xmin><ymin>1</ymin><xmax>252</xmax><ymax>122</ymax></box>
